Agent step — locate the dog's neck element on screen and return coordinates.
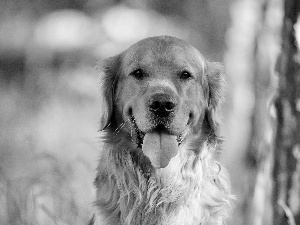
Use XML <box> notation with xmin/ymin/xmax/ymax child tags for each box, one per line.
<box><xmin>95</xmin><ymin>131</ymin><xmax>231</xmax><ymax>225</ymax></box>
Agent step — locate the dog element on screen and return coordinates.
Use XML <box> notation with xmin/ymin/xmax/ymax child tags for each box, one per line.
<box><xmin>92</xmin><ymin>36</ymin><xmax>232</xmax><ymax>225</ymax></box>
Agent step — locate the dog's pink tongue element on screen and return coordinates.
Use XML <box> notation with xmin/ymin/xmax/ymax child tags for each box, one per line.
<box><xmin>142</xmin><ymin>132</ymin><xmax>178</xmax><ymax>168</ymax></box>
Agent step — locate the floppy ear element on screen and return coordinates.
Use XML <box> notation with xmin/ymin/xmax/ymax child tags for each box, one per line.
<box><xmin>206</xmin><ymin>62</ymin><xmax>226</xmax><ymax>109</ymax></box>
<box><xmin>98</xmin><ymin>55</ymin><xmax>120</xmax><ymax>131</ymax></box>
<box><xmin>204</xmin><ymin>62</ymin><xmax>226</xmax><ymax>139</ymax></box>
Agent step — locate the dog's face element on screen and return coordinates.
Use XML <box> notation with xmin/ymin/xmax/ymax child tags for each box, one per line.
<box><xmin>99</xmin><ymin>36</ymin><xmax>225</xmax><ymax>169</ymax></box>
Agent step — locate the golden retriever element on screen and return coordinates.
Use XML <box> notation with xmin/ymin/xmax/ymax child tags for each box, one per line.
<box><xmin>92</xmin><ymin>36</ymin><xmax>232</xmax><ymax>225</ymax></box>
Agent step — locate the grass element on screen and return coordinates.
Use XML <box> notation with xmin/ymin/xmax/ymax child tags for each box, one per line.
<box><xmin>0</xmin><ymin>63</ymin><xmax>101</xmax><ymax>225</ymax></box>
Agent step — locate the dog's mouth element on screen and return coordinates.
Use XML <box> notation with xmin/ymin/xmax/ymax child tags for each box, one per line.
<box><xmin>129</xmin><ymin>113</ymin><xmax>191</xmax><ymax>168</ymax></box>
<box><xmin>130</xmin><ymin>119</ymin><xmax>188</xmax><ymax>148</ymax></box>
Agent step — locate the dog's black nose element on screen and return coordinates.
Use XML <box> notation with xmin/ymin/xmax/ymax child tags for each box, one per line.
<box><xmin>149</xmin><ymin>94</ymin><xmax>176</xmax><ymax>117</ymax></box>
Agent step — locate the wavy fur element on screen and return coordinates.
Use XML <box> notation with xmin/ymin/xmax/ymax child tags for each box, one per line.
<box><xmin>94</xmin><ymin>130</ymin><xmax>232</xmax><ymax>225</ymax></box>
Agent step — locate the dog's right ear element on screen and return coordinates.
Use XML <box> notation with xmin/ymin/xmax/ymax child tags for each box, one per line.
<box><xmin>97</xmin><ymin>55</ymin><xmax>120</xmax><ymax>131</ymax></box>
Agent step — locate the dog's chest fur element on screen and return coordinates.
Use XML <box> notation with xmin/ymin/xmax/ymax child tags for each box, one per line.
<box><xmin>94</xmin><ymin>135</ymin><xmax>229</xmax><ymax>225</ymax></box>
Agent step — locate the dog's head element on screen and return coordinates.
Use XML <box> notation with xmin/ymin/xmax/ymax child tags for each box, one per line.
<box><xmin>98</xmin><ymin>36</ymin><xmax>225</xmax><ymax>168</ymax></box>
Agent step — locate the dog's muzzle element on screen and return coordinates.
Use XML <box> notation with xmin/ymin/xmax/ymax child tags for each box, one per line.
<box><xmin>129</xmin><ymin>93</ymin><xmax>190</xmax><ymax>169</ymax></box>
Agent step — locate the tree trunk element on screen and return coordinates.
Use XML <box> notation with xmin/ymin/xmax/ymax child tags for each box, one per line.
<box><xmin>273</xmin><ymin>0</ymin><xmax>300</xmax><ymax>224</ymax></box>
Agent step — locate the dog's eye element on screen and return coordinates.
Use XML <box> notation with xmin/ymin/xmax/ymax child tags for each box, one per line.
<box><xmin>180</xmin><ymin>71</ymin><xmax>193</xmax><ymax>80</ymax></box>
<box><xmin>130</xmin><ymin>69</ymin><xmax>144</xmax><ymax>80</ymax></box>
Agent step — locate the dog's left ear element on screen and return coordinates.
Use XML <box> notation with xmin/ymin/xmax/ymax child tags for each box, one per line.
<box><xmin>204</xmin><ymin>62</ymin><xmax>226</xmax><ymax>138</ymax></box>
<box><xmin>98</xmin><ymin>55</ymin><xmax>120</xmax><ymax>131</ymax></box>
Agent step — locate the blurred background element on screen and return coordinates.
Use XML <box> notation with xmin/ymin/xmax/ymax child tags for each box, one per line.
<box><xmin>0</xmin><ymin>0</ymin><xmax>298</xmax><ymax>224</ymax></box>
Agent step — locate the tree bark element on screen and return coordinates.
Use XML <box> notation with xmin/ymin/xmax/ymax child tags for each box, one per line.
<box><xmin>273</xmin><ymin>0</ymin><xmax>300</xmax><ymax>224</ymax></box>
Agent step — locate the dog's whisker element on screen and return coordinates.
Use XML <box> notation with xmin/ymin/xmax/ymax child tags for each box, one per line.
<box><xmin>114</xmin><ymin>123</ymin><xmax>124</xmax><ymax>132</ymax></box>
<box><xmin>128</xmin><ymin>118</ymin><xmax>136</xmax><ymax>142</ymax></box>
<box><xmin>113</xmin><ymin>126</ymin><xmax>124</xmax><ymax>137</ymax></box>
<box><xmin>113</xmin><ymin>119</ymin><xmax>131</xmax><ymax>137</ymax></box>
<box><xmin>130</xmin><ymin>125</ymin><xmax>134</xmax><ymax>142</ymax></box>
